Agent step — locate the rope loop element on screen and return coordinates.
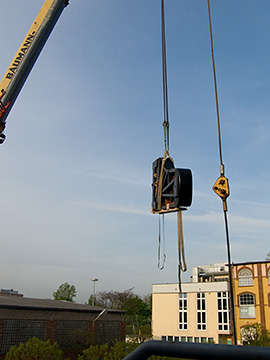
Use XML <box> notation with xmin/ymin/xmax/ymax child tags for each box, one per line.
<box><xmin>157</xmin><ymin>214</ymin><xmax>166</xmax><ymax>270</ymax></box>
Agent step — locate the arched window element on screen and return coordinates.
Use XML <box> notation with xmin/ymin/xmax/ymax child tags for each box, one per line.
<box><xmin>238</xmin><ymin>268</ymin><xmax>253</xmax><ymax>286</ymax></box>
<box><xmin>239</xmin><ymin>293</ymin><xmax>255</xmax><ymax>318</ymax></box>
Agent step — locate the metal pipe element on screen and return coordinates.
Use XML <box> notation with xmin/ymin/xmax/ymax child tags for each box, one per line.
<box><xmin>122</xmin><ymin>340</ymin><xmax>270</xmax><ymax>360</ymax></box>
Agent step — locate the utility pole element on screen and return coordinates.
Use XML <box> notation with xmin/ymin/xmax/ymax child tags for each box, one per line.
<box><xmin>91</xmin><ymin>278</ymin><xmax>98</xmax><ymax>306</ymax></box>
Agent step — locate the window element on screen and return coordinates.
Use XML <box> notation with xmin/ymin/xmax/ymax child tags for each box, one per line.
<box><xmin>187</xmin><ymin>337</ymin><xmax>193</xmax><ymax>342</ymax></box>
<box><xmin>268</xmin><ymin>269</ymin><xmax>270</xmax><ymax>285</ymax></box>
<box><xmin>181</xmin><ymin>336</ymin><xmax>186</xmax><ymax>342</ymax></box>
<box><xmin>217</xmin><ymin>292</ymin><xmax>230</xmax><ymax>331</ymax></box>
<box><xmin>174</xmin><ymin>336</ymin><xmax>179</xmax><ymax>342</ymax></box>
<box><xmin>197</xmin><ymin>293</ymin><xmax>206</xmax><ymax>330</ymax></box>
<box><xmin>168</xmin><ymin>336</ymin><xmax>173</xmax><ymax>341</ymax></box>
<box><xmin>161</xmin><ymin>336</ymin><xmax>166</xmax><ymax>341</ymax></box>
<box><xmin>238</xmin><ymin>268</ymin><xmax>253</xmax><ymax>286</ymax></box>
<box><xmin>179</xmin><ymin>293</ymin><xmax>188</xmax><ymax>330</ymax></box>
<box><xmin>239</xmin><ymin>293</ymin><xmax>255</xmax><ymax>318</ymax></box>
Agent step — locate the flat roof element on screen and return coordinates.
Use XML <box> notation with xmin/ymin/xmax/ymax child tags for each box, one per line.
<box><xmin>152</xmin><ymin>281</ymin><xmax>229</xmax><ymax>294</ymax></box>
<box><xmin>0</xmin><ymin>295</ymin><xmax>124</xmax><ymax>314</ymax></box>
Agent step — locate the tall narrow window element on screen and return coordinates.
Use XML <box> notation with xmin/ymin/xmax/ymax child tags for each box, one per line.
<box><xmin>217</xmin><ymin>292</ymin><xmax>229</xmax><ymax>331</ymax></box>
<box><xmin>197</xmin><ymin>293</ymin><xmax>206</xmax><ymax>330</ymax></box>
<box><xmin>268</xmin><ymin>268</ymin><xmax>270</xmax><ymax>285</ymax></box>
<box><xmin>179</xmin><ymin>293</ymin><xmax>187</xmax><ymax>330</ymax></box>
<box><xmin>238</xmin><ymin>268</ymin><xmax>253</xmax><ymax>286</ymax></box>
<box><xmin>239</xmin><ymin>293</ymin><xmax>255</xmax><ymax>318</ymax></box>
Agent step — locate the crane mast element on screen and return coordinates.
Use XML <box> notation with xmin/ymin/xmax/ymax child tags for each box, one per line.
<box><xmin>0</xmin><ymin>0</ymin><xmax>69</xmax><ymax>143</ymax></box>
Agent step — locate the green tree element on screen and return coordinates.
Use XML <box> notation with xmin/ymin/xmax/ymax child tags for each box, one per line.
<box><xmin>87</xmin><ymin>289</ymin><xmax>152</xmax><ymax>340</ymax></box>
<box><xmin>241</xmin><ymin>323</ymin><xmax>270</xmax><ymax>346</ymax></box>
<box><xmin>124</xmin><ymin>296</ymin><xmax>152</xmax><ymax>339</ymax></box>
<box><xmin>105</xmin><ymin>341</ymin><xmax>139</xmax><ymax>359</ymax></box>
<box><xmin>88</xmin><ymin>288</ymin><xmax>135</xmax><ymax>309</ymax></box>
<box><xmin>69</xmin><ymin>329</ymin><xmax>91</xmax><ymax>355</ymax></box>
<box><xmin>53</xmin><ymin>282</ymin><xmax>76</xmax><ymax>302</ymax></box>
<box><xmin>78</xmin><ymin>343</ymin><xmax>109</xmax><ymax>360</ymax></box>
<box><xmin>5</xmin><ymin>337</ymin><xmax>63</xmax><ymax>360</ymax></box>
<box><xmin>79</xmin><ymin>341</ymin><xmax>182</xmax><ymax>360</ymax></box>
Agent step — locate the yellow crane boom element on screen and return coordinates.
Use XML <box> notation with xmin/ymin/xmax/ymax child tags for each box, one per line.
<box><xmin>0</xmin><ymin>0</ymin><xmax>69</xmax><ymax>143</ymax></box>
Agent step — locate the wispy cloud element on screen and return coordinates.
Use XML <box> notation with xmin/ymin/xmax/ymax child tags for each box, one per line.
<box><xmin>230</xmin><ymin>199</ymin><xmax>270</xmax><ymax>208</ymax></box>
<box><xmin>186</xmin><ymin>211</ymin><xmax>270</xmax><ymax>231</ymax></box>
<box><xmin>229</xmin><ymin>214</ymin><xmax>270</xmax><ymax>231</ymax></box>
<box><xmin>73</xmin><ymin>200</ymin><xmax>150</xmax><ymax>216</ymax></box>
<box><xmin>186</xmin><ymin>212</ymin><xmax>223</xmax><ymax>224</ymax></box>
<box><xmin>83</xmin><ymin>171</ymin><xmax>148</xmax><ymax>187</ymax></box>
<box><xmin>73</xmin><ymin>200</ymin><xmax>270</xmax><ymax>233</ymax></box>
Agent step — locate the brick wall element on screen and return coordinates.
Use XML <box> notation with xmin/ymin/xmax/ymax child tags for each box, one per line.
<box><xmin>0</xmin><ymin>318</ymin><xmax>125</xmax><ymax>357</ymax></box>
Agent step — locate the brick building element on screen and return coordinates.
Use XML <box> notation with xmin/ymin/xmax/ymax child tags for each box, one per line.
<box><xmin>0</xmin><ymin>295</ymin><xmax>125</xmax><ymax>358</ymax></box>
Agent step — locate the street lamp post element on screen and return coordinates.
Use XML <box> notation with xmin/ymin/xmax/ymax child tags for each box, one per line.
<box><xmin>91</xmin><ymin>278</ymin><xmax>98</xmax><ymax>306</ymax></box>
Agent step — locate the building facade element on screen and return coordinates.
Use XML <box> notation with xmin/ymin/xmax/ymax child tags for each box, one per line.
<box><xmin>152</xmin><ymin>261</ymin><xmax>270</xmax><ymax>345</ymax></box>
<box><xmin>152</xmin><ymin>263</ymin><xmax>232</xmax><ymax>344</ymax></box>
<box><xmin>232</xmin><ymin>261</ymin><xmax>270</xmax><ymax>343</ymax></box>
<box><xmin>0</xmin><ymin>295</ymin><xmax>125</xmax><ymax>359</ymax></box>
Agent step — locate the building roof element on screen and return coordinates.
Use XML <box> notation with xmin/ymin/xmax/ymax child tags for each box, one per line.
<box><xmin>232</xmin><ymin>260</ymin><xmax>270</xmax><ymax>266</ymax></box>
<box><xmin>0</xmin><ymin>295</ymin><xmax>124</xmax><ymax>314</ymax></box>
<box><xmin>152</xmin><ymin>281</ymin><xmax>229</xmax><ymax>294</ymax></box>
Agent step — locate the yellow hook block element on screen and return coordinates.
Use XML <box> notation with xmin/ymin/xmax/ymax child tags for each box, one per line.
<box><xmin>213</xmin><ymin>175</ymin><xmax>230</xmax><ymax>200</ymax></box>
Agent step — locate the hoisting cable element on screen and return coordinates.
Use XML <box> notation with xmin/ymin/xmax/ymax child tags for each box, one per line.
<box><xmin>161</xmin><ymin>0</ymin><xmax>170</xmax><ymax>153</ymax></box>
<box><xmin>157</xmin><ymin>0</ymin><xmax>169</xmax><ymax>271</ymax></box>
<box><xmin>157</xmin><ymin>0</ymin><xmax>187</xmax><ymax>293</ymax></box>
<box><xmin>207</xmin><ymin>0</ymin><xmax>237</xmax><ymax>345</ymax></box>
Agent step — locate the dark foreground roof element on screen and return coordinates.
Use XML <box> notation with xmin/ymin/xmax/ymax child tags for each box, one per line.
<box><xmin>0</xmin><ymin>295</ymin><xmax>124</xmax><ymax>314</ymax></box>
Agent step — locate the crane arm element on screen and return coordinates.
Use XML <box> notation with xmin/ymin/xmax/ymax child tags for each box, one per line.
<box><xmin>0</xmin><ymin>0</ymin><xmax>69</xmax><ymax>143</ymax></box>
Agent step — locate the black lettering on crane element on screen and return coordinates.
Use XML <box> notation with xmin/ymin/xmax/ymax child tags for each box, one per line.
<box><xmin>5</xmin><ymin>33</ymin><xmax>35</xmax><ymax>81</ymax></box>
<box><xmin>23</xmin><ymin>34</ymin><xmax>35</xmax><ymax>47</ymax></box>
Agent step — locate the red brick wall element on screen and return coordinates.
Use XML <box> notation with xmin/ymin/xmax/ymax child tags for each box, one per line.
<box><xmin>45</xmin><ymin>320</ymin><xmax>56</xmax><ymax>343</ymax></box>
<box><xmin>120</xmin><ymin>321</ymin><xmax>126</xmax><ymax>341</ymax></box>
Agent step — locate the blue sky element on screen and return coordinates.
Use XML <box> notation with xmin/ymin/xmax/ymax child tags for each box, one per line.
<box><xmin>1</xmin><ymin>0</ymin><xmax>270</xmax><ymax>303</ymax></box>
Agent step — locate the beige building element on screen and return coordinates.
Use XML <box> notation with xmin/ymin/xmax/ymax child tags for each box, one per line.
<box><xmin>152</xmin><ymin>273</ymin><xmax>232</xmax><ymax>344</ymax></box>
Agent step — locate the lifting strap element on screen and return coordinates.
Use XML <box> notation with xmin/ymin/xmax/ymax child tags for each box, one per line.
<box><xmin>177</xmin><ymin>210</ymin><xmax>187</xmax><ymax>292</ymax></box>
<box><xmin>157</xmin><ymin>149</ymin><xmax>172</xmax><ymax>211</ymax></box>
<box><xmin>158</xmin><ymin>214</ymin><xmax>166</xmax><ymax>270</ymax></box>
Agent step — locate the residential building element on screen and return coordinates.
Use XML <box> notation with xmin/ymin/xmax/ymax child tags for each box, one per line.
<box><xmin>152</xmin><ymin>261</ymin><xmax>270</xmax><ymax>345</ymax></box>
<box><xmin>0</xmin><ymin>289</ymin><xmax>23</xmax><ymax>297</ymax></box>
<box><xmin>152</xmin><ymin>263</ymin><xmax>232</xmax><ymax>344</ymax></box>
